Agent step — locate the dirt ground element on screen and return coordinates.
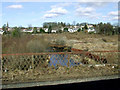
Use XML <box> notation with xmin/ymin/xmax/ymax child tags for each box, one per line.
<box><xmin>2</xmin><ymin>64</ymin><xmax>119</xmax><ymax>84</ymax></box>
<box><xmin>46</xmin><ymin>32</ymin><xmax>118</xmax><ymax>51</ymax></box>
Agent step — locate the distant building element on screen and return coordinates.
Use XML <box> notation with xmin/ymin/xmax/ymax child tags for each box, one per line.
<box><xmin>80</xmin><ymin>25</ymin><xmax>84</xmax><ymax>30</ymax></box>
<box><xmin>74</xmin><ymin>26</ymin><xmax>79</xmax><ymax>28</ymax></box>
<box><xmin>51</xmin><ymin>30</ymin><xmax>57</xmax><ymax>33</ymax></box>
<box><xmin>87</xmin><ymin>24</ymin><xmax>94</xmax><ymax>28</ymax></box>
<box><xmin>68</xmin><ymin>28</ymin><xmax>78</xmax><ymax>33</ymax></box>
<box><xmin>8</xmin><ymin>27</ymin><xmax>13</xmax><ymax>32</ymax></box>
<box><xmin>44</xmin><ymin>28</ymin><xmax>48</xmax><ymax>32</ymax></box>
<box><xmin>87</xmin><ymin>27</ymin><xmax>96</xmax><ymax>33</ymax></box>
<box><xmin>22</xmin><ymin>29</ymin><xmax>33</xmax><ymax>33</ymax></box>
<box><xmin>0</xmin><ymin>28</ymin><xmax>4</xmax><ymax>35</ymax></box>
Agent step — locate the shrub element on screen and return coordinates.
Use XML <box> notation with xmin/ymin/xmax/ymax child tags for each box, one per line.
<box><xmin>64</xmin><ymin>28</ymin><xmax>68</xmax><ymax>32</ymax></box>
<box><xmin>56</xmin><ymin>29</ymin><xmax>62</xmax><ymax>33</ymax></box>
<box><xmin>55</xmin><ymin>36</ymin><xmax>67</xmax><ymax>45</ymax></box>
<box><xmin>33</xmin><ymin>27</ymin><xmax>37</xmax><ymax>34</ymax></box>
<box><xmin>77</xmin><ymin>28</ymin><xmax>81</xmax><ymax>32</ymax></box>
<box><xmin>40</xmin><ymin>28</ymin><xmax>45</xmax><ymax>33</ymax></box>
<box><xmin>26</xmin><ymin>39</ymin><xmax>49</xmax><ymax>53</ymax></box>
<box><xmin>11</xmin><ymin>27</ymin><xmax>21</xmax><ymax>37</ymax></box>
<box><xmin>48</xmin><ymin>25</ymin><xmax>52</xmax><ymax>33</ymax></box>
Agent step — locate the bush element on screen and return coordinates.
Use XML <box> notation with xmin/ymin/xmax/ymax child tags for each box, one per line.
<box><xmin>77</xmin><ymin>28</ymin><xmax>81</xmax><ymax>32</ymax></box>
<box><xmin>55</xmin><ymin>36</ymin><xmax>67</xmax><ymax>45</ymax></box>
<box><xmin>56</xmin><ymin>30</ymin><xmax>62</xmax><ymax>33</ymax></box>
<box><xmin>26</xmin><ymin>39</ymin><xmax>49</xmax><ymax>53</ymax></box>
<box><xmin>11</xmin><ymin>27</ymin><xmax>21</xmax><ymax>37</ymax></box>
<box><xmin>64</xmin><ymin>28</ymin><xmax>68</xmax><ymax>32</ymax></box>
<box><xmin>33</xmin><ymin>27</ymin><xmax>37</xmax><ymax>34</ymax></box>
<box><xmin>40</xmin><ymin>28</ymin><xmax>45</xmax><ymax>33</ymax></box>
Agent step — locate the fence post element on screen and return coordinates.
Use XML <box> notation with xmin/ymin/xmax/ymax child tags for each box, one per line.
<box><xmin>32</xmin><ymin>55</ymin><xmax>34</xmax><ymax>69</ymax></box>
<box><xmin>67</xmin><ymin>53</ymin><xmax>70</xmax><ymax>67</ymax></box>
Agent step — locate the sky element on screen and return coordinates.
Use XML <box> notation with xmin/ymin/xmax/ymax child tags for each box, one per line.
<box><xmin>1</xmin><ymin>2</ymin><xmax>119</xmax><ymax>27</ymax></box>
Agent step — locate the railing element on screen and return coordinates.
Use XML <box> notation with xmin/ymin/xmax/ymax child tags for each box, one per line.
<box><xmin>1</xmin><ymin>48</ymin><xmax>119</xmax><ymax>84</ymax></box>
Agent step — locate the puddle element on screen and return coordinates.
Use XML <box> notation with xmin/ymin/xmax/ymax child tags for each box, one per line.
<box><xmin>49</xmin><ymin>54</ymin><xmax>82</xmax><ymax>67</ymax></box>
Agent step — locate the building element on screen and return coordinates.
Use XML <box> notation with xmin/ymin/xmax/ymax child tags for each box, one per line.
<box><xmin>44</xmin><ymin>28</ymin><xmax>48</xmax><ymax>32</ymax></box>
<box><xmin>87</xmin><ymin>24</ymin><xmax>94</xmax><ymax>28</ymax></box>
<box><xmin>68</xmin><ymin>28</ymin><xmax>78</xmax><ymax>33</ymax></box>
<box><xmin>0</xmin><ymin>28</ymin><xmax>4</xmax><ymax>35</ymax></box>
<box><xmin>87</xmin><ymin>27</ymin><xmax>96</xmax><ymax>33</ymax></box>
<box><xmin>22</xmin><ymin>29</ymin><xmax>33</xmax><ymax>33</ymax></box>
<box><xmin>51</xmin><ymin>30</ymin><xmax>57</xmax><ymax>33</ymax></box>
<box><xmin>8</xmin><ymin>27</ymin><xmax>13</xmax><ymax>32</ymax></box>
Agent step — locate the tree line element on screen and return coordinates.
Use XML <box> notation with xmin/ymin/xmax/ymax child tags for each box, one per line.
<box><xmin>2</xmin><ymin>22</ymin><xmax>120</xmax><ymax>37</ymax></box>
<box><xmin>95</xmin><ymin>22</ymin><xmax>119</xmax><ymax>35</ymax></box>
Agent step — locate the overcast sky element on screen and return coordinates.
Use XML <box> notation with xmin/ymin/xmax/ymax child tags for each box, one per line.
<box><xmin>1</xmin><ymin>2</ymin><xmax>119</xmax><ymax>27</ymax></box>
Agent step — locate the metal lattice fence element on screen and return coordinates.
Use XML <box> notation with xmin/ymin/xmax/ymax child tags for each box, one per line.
<box><xmin>1</xmin><ymin>49</ymin><xmax>119</xmax><ymax>84</ymax></box>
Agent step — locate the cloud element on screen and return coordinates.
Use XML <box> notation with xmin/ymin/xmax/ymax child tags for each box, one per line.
<box><xmin>112</xmin><ymin>16</ymin><xmax>118</xmax><ymax>20</ymax></box>
<box><xmin>107</xmin><ymin>11</ymin><xmax>120</xmax><ymax>21</ymax></box>
<box><xmin>43</xmin><ymin>7</ymin><xmax>68</xmax><ymax>18</ymax></box>
<box><xmin>111</xmin><ymin>16</ymin><xmax>120</xmax><ymax>21</ymax></box>
<box><xmin>7</xmin><ymin>5</ymin><xmax>23</xmax><ymax>9</ymax></box>
<box><xmin>43</xmin><ymin>13</ymin><xmax>58</xmax><ymax>18</ymax></box>
<box><xmin>108</xmin><ymin>11</ymin><xmax>118</xmax><ymax>16</ymax></box>
<box><xmin>75</xmin><ymin>3</ymin><xmax>106</xmax><ymax>21</ymax></box>
<box><xmin>47</xmin><ymin>7</ymin><xmax>68</xmax><ymax>15</ymax></box>
<box><xmin>75</xmin><ymin>6</ymin><xmax>95</xmax><ymax>16</ymax></box>
<box><xmin>76</xmin><ymin>7</ymin><xmax>94</xmax><ymax>14</ymax></box>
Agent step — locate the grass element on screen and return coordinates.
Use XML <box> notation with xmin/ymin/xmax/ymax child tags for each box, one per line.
<box><xmin>2</xmin><ymin>64</ymin><xmax>119</xmax><ymax>84</ymax></box>
<box><xmin>2</xmin><ymin>32</ymin><xmax>118</xmax><ymax>54</ymax></box>
<box><xmin>2</xmin><ymin>32</ymin><xmax>119</xmax><ymax>84</ymax></box>
<box><xmin>2</xmin><ymin>34</ymin><xmax>51</xmax><ymax>54</ymax></box>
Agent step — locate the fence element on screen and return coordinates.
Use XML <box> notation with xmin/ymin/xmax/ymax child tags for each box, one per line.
<box><xmin>1</xmin><ymin>48</ymin><xmax>119</xmax><ymax>84</ymax></box>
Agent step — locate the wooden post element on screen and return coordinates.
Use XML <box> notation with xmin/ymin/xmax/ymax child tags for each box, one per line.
<box><xmin>67</xmin><ymin>53</ymin><xmax>70</xmax><ymax>67</ymax></box>
<box><xmin>32</xmin><ymin>55</ymin><xmax>34</xmax><ymax>69</ymax></box>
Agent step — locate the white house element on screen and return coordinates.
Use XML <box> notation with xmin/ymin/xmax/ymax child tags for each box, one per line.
<box><xmin>61</xmin><ymin>27</ymin><xmax>64</xmax><ymax>31</ymax></box>
<box><xmin>68</xmin><ymin>28</ymin><xmax>72</xmax><ymax>32</ymax></box>
<box><xmin>68</xmin><ymin>28</ymin><xmax>78</xmax><ymax>33</ymax></box>
<box><xmin>22</xmin><ymin>29</ymin><xmax>33</xmax><ymax>33</ymax></box>
<box><xmin>80</xmin><ymin>25</ymin><xmax>84</xmax><ymax>30</ymax></box>
<box><xmin>87</xmin><ymin>24</ymin><xmax>93</xmax><ymax>28</ymax></box>
<box><xmin>0</xmin><ymin>29</ymin><xmax>4</xmax><ymax>35</ymax></box>
<box><xmin>74</xmin><ymin>26</ymin><xmax>79</xmax><ymax>28</ymax></box>
<box><xmin>44</xmin><ymin>28</ymin><xmax>48</xmax><ymax>32</ymax></box>
<box><xmin>51</xmin><ymin>30</ymin><xmax>57</xmax><ymax>33</ymax></box>
<box><xmin>87</xmin><ymin>28</ymin><xmax>96</xmax><ymax>33</ymax></box>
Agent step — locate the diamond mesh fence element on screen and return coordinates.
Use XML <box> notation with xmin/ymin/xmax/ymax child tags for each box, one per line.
<box><xmin>1</xmin><ymin>48</ymin><xmax>119</xmax><ymax>84</ymax></box>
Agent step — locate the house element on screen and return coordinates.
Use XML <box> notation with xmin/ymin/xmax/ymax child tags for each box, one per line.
<box><xmin>8</xmin><ymin>27</ymin><xmax>13</xmax><ymax>32</ymax></box>
<box><xmin>80</xmin><ymin>25</ymin><xmax>84</xmax><ymax>30</ymax></box>
<box><xmin>68</xmin><ymin>28</ymin><xmax>72</xmax><ymax>32</ymax></box>
<box><xmin>44</xmin><ymin>28</ymin><xmax>48</xmax><ymax>32</ymax></box>
<box><xmin>74</xmin><ymin>26</ymin><xmax>79</xmax><ymax>28</ymax></box>
<box><xmin>0</xmin><ymin>28</ymin><xmax>4</xmax><ymax>35</ymax></box>
<box><xmin>44</xmin><ymin>28</ymin><xmax>57</xmax><ymax>33</ymax></box>
<box><xmin>61</xmin><ymin>27</ymin><xmax>64</xmax><ymax>31</ymax></box>
<box><xmin>87</xmin><ymin>24</ymin><xmax>94</xmax><ymax>28</ymax></box>
<box><xmin>51</xmin><ymin>30</ymin><xmax>57</xmax><ymax>33</ymax></box>
<box><xmin>87</xmin><ymin>27</ymin><xmax>96</xmax><ymax>33</ymax></box>
<box><xmin>22</xmin><ymin>29</ymin><xmax>33</xmax><ymax>33</ymax></box>
<box><xmin>68</xmin><ymin>28</ymin><xmax>78</xmax><ymax>33</ymax></box>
